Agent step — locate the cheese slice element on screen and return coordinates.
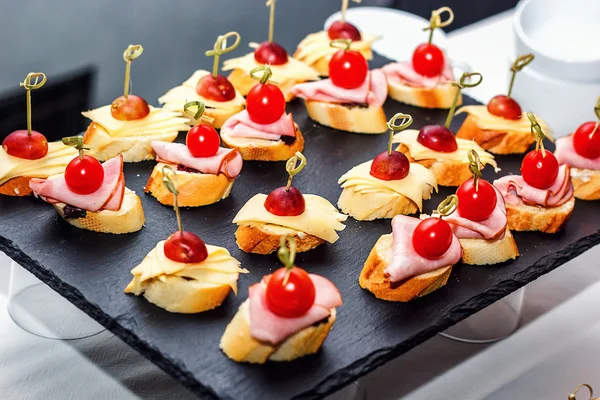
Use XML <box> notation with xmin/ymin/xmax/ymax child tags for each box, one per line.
<box><xmin>295</xmin><ymin>31</ymin><xmax>380</xmax><ymax>66</ymax></box>
<box><xmin>82</xmin><ymin>106</ymin><xmax>190</xmax><ymax>138</ymax></box>
<box><xmin>393</xmin><ymin>129</ymin><xmax>498</xmax><ymax>170</ymax></box>
<box><xmin>232</xmin><ymin>194</ymin><xmax>347</xmax><ymax>243</ymax></box>
<box><xmin>338</xmin><ymin>161</ymin><xmax>437</xmax><ymax>211</ymax></box>
<box><xmin>222</xmin><ymin>52</ymin><xmax>320</xmax><ymax>81</ymax></box>
<box><xmin>0</xmin><ymin>141</ymin><xmax>78</xmax><ymax>185</ymax></box>
<box><xmin>456</xmin><ymin>105</ymin><xmax>554</xmax><ymax>140</ymax></box>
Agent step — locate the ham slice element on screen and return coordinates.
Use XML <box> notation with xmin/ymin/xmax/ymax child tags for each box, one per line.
<box><xmin>555</xmin><ymin>135</ymin><xmax>600</xmax><ymax>170</ymax></box>
<box><xmin>151</xmin><ymin>142</ymin><xmax>242</xmax><ymax>179</ymax></box>
<box><xmin>248</xmin><ymin>274</ymin><xmax>342</xmax><ymax>346</ymax></box>
<box><xmin>29</xmin><ymin>155</ymin><xmax>125</xmax><ymax>212</ymax></box>
<box><xmin>494</xmin><ymin>164</ymin><xmax>573</xmax><ymax>207</ymax></box>
<box><xmin>443</xmin><ymin>187</ymin><xmax>507</xmax><ymax>239</ymax></box>
<box><xmin>385</xmin><ymin>215</ymin><xmax>462</xmax><ymax>283</ymax></box>
<box><xmin>220</xmin><ymin>110</ymin><xmax>296</xmax><ymax>141</ymax></box>
<box><xmin>381</xmin><ymin>55</ymin><xmax>454</xmax><ymax>89</ymax></box>
<box><xmin>290</xmin><ymin>69</ymin><xmax>388</xmax><ymax>107</ymax></box>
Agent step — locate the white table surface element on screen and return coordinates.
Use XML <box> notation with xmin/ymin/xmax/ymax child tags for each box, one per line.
<box><xmin>2</xmin><ymin>9</ymin><xmax>600</xmax><ymax>400</ymax></box>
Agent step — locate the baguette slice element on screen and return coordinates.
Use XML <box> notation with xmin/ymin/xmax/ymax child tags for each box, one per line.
<box><xmin>53</xmin><ymin>188</ymin><xmax>145</xmax><ymax>234</ymax></box>
<box><xmin>227</xmin><ymin>69</ymin><xmax>300</xmax><ymax>102</ymax></box>
<box><xmin>193</xmin><ymin>104</ymin><xmax>245</xmax><ymax>130</ymax></box>
<box><xmin>359</xmin><ymin>234</ymin><xmax>452</xmax><ymax>302</ymax></box>
<box><xmin>235</xmin><ymin>224</ymin><xmax>325</xmax><ymax>255</ymax></box>
<box><xmin>455</xmin><ymin>114</ymin><xmax>534</xmax><ymax>154</ymax></box>
<box><xmin>506</xmin><ymin>197</ymin><xmax>575</xmax><ymax>233</ymax></box>
<box><xmin>144</xmin><ymin>162</ymin><xmax>234</xmax><ymax>207</ymax></box>
<box><xmin>397</xmin><ymin>144</ymin><xmax>472</xmax><ymax>187</ymax></box>
<box><xmin>570</xmin><ymin>167</ymin><xmax>600</xmax><ymax>201</ymax></box>
<box><xmin>304</xmin><ymin>100</ymin><xmax>387</xmax><ymax>134</ymax></box>
<box><xmin>338</xmin><ymin>186</ymin><xmax>420</xmax><ymax>221</ymax></box>
<box><xmin>0</xmin><ymin>176</ymin><xmax>34</xmax><ymax>197</ymax></box>
<box><xmin>220</xmin><ymin>300</ymin><xmax>336</xmax><ymax>363</ymax></box>
<box><xmin>459</xmin><ymin>228</ymin><xmax>519</xmax><ymax>265</ymax></box>
<box><xmin>388</xmin><ymin>80</ymin><xmax>462</xmax><ymax>109</ymax></box>
<box><xmin>220</xmin><ymin>124</ymin><xmax>304</xmax><ymax>161</ymax></box>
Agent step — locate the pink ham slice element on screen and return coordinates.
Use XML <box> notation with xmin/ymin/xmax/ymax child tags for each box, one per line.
<box><xmin>381</xmin><ymin>56</ymin><xmax>454</xmax><ymax>89</ymax></box>
<box><xmin>385</xmin><ymin>215</ymin><xmax>462</xmax><ymax>283</ymax></box>
<box><xmin>152</xmin><ymin>142</ymin><xmax>242</xmax><ymax>178</ymax></box>
<box><xmin>290</xmin><ymin>69</ymin><xmax>388</xmax><ymax>107</ymax></box>
<box><xmin>494</xmin><ymin>164</ymin><xmax>573</xmax><ymax>207</ymax></box>
<box><xmin>220</xmin><ymin>110</ymin><xmax>296</xmax><ymax>141</ymax></box>
<box><xmin>29</xmin><ymin>155</ymin><xmax>124</xmax><ymax>212</ymax></box>
<box><xmin>248</xmin><ymin>274</ymin><xmax>343</xmax><ymax>346</ymax></box>
<box><xmin>443</xmin><ymin>187</ymin><xmax>507</xmax><ymax>240</ymax></box>
<box><xmin>555</xmin><ymin>135</ymin><xmax>600</xmax><ymax>170</ymax></box>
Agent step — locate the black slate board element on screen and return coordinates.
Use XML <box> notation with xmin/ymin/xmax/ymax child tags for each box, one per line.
<box><xmin>1</xmin><ymin>58</ymin><xmax>599</xmax><ymax>400</ymax></box>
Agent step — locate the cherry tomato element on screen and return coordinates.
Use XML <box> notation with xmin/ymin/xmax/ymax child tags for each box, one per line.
<box><xmin>521</xmin><ymin>149</ymin><xmax>559</xmax><ymax>189</ymax></box>
<box><xmin>186</xmin><ymin>124</ymin><xmax>220</xmax><ymax>158</ymax></box>
<box><xmin>111</xmin><ymin>95</ymin><xmax>150</xmax><ymax>121</ymax></box>
<box><xmin>327</xmin><ymin>21</ymin><xmax>362</xmax><ymax>41</ymax></box>
<box><xmin>412</xmin><ymin>43</ymin><xmax>445</xmax><ymax>77</ymax></box>
<box><xmin>2</xmin><ymin>129</ymin><xmax>48</xmax><ymax>160</ymax></box>
<box><xmin>254</xmin><ymin>41</ymin><xmax>289</xmax><ymax>66</ymax></box>
<box><xmin>265</xmin><ymin>267</ymin><xmax>316</xmax><ymax>318</ymax></box>
<box><xmin>164</xmin><ymin>231</ymin><xmax>208</xmax><ymax>263</ymax></box>
<box><xmin>370</xmin><ymin>151</ymin><xmax>410</xmax><ymax>181</ymax></box>
<box><xmin>329</xmin><ymin>49</ymin><xmax>368</xmax><ymax>89</ymax></box>
<box><xmin>417</xmin><ymin>125</ymin><xmax>458</xmax><ymax>153</ymax></box>
<box><xmin>264</xmin><ymin>186</ymin><xmax>305</xmax><ymax>216</ymax></box>
<box><xmin>246</xmin><ymin>82</ymin><xmax>286</xmax><ymax>125</ymax></box>
<box><xmin>412</xmin><ymin>217</ymin><xmax>454</xmax><ymax>259</ymax></box>
<box><xmin>64</xmin><ymin>155</ymin><xmax>104</xmax><ymax>195</ymax></box>
<box><xmin>487</xmin><ymin>95</ymin><xmax>522</xmax><ymax>120</ymax></box>
<box><xmin>573</xmin><ymin>121</ymin><xmax>600</xmax><ymax>159</ymax></box>
<box><xmin>196</xmin><ymin>75</ymin><xmax>236</xmax><ymax>102</ymax></box>
<box><xmin>456</xmin><ymin>178</ymin><xmax>497</xmax><ymax>221</ymax></box>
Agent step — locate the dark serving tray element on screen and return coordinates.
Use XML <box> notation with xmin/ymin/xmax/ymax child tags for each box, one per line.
<box><xmin>1</xmin><ymin>56</ymin><xmax>599</xmax><ymax>400</ymax></box>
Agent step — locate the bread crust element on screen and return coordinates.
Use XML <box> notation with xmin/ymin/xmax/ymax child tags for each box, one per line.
<box><xmin>571</xmin><ymin>167</ymin><xmax>600</xmax><ymax>200</ymax></box>
<box><xmin>455</xmin><ymin>115</ymin><xmax>534</xmax><ymax>154</ymax></box>
<box><xmin>387</xmin><ymin>80</ymin><xmax>462</xmax><ymax>109</ymax></box>
<box><xmin>199</xmin><ymin>104</ymin><xmax>245</xmax><ymax>130</ymax></box>
<box><xmin>234</xmin><ymin>224</ymin><xmax>325</xmax><ymax>255</ymax></box>
<box><xmin>227</xmin><ymin>69</ymin><xmax>300</xmax><ymax>102</ymax></box>
<box><xmin>459</xmin><ymin>228</ymin><xmax>519</xmax><ymax>265</ymax></box>
<box><xmin>337</xmin><ymin>186</ymin><xmax>419</xmax><ymax>221</ymax></box>
<box><xmin>220</xmin><ymin>300</ymin><xmax>336</xmax><ymax>363</ymax></box>
<box><xmin>0</xmin><ymin>176</ymin><xmax>34</xmax><ymax>197</ymax></box>
<box><xmin>397</xmin><ymin>144</ymin><xmax>471</xmax><ymax>187</ymax></box>
<box><xmin>221</xmin><ymin>125</ymin><xmax>305</xmax><ymax>161</ymax></box>
<box><xmin>359</xmin><ymin>234</ymin><xmax>452</xmax><ymax>302</ymax></box>
<box><xmin>506</xmin><ymin>197</ymin><xmax>575</xmax><ymax>233</ymax></box>
<box><xmin>304</xmin><ymin>100</ymin><xmax>387</xmax><ymax>134</ymax></box>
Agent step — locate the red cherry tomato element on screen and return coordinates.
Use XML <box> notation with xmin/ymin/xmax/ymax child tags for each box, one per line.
<box><xmin>487</xmin><ymin>95</ymin><xmax>522</xmax><ymax>120</ymax></box>
<box><xmin>329</xmin><ymin>49</ymin><xmax>368</xmax><ymax>89</ymax></box>
<box><xmin>521</xmin><ymin>149</ymin><xmax>559</xmax><ymax>189</ymax></box>
<box><xmin>111</xmin><ymin>95</ymin><xmax>150</xmax><ymax>121</ymax></box>
<box><xmin>2</xmin><ymin>129</ymin><xmax>48</xmax><ymax>160</ymax></box>
<box><xmin>196</xmin><ymin>75</ymin><xmax>236</xmax><ymax>102</ymax></box>
<box><xmin>163</xmin><ymin>231</ymin><xmax>208</xmax><ymax>263</ymax></box>
<box><xmin>417</xmin><ymin>125</ymin><xmax>458</xmax><ymax>153</ymax></box>
<box><xmin>327</xmin><ymin>21</ymin><xmax>362</xmax><ymax>41</ymax></box>
<box><xmin>265</xmin><ymin>267</ymin><xmax>316</xmax><ymax>318</ymax></box>
<box><xmin>412</xmin><ymin>217</ymin><xmax>454</xmax><ymax>259</ymax></box>
<box><xmin>264</xmin><ymin>186</ymin><xmax>305</xmax><ymax>216</ymax></box>
<box><xmin>412</xmin><ymin>43</ymin><xmax>445</xmax><ymax>77</ymax></box>
<box><xmin>64</xmin><ymin>155</ymin><xmax>104</xmax><ymax>195</ymax></box>
<box><xmin>370</xmin><ymin>151</ymin><xmax>410</xmax><ymax>181</ymax></box>
<box><xmin>573</xmin><ymin>121</ymin><xmax>600</xmax><ymax>159</ymax></box>
<box><xmin>186</xmin><ymin>124</ymin><xmax>220</xmax><ymax>158</ymax></box>
<box><xmin>246</xmin><ymin>82</ymin><xmax>286</xmax><ymax>125</ymax></box>
<box><xmin>456</xmin><ymin>178</ymin><xmax>497</xmax><ymax>221</ymax></box>
<box><xmin>254</xmin><ymin>42</ymin><xmax>289</xmax><ymax>66</ymax></box>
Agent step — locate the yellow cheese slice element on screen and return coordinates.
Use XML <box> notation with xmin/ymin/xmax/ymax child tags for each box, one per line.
<box><xmin>338</xmin><ymin>161</ymin><xmax>437</xmax><ymax>211</ymax></box>
<box><xmin>222</xmin><ymin>52</ymin><xmax>320</xmax><ymax>81</ymax></box>
<box><xmin>295</xmin><ymin>31</ymin><xmax>380</xmax><ymax>66</ymax></box>
<box><xmin>232</xmin><ymin>194</ymin><xmax>347</xmax><ymax>243</ymax></box>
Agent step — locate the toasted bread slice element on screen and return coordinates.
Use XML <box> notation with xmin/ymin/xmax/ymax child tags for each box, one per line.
<box><xmin>304</xmin><ymin>100</ymin><xmax>387</xmax><ymax>134</ymax></box>
<box><xmin>235</xmin><ymin>224</ymin><xmax>325</xmax><ymax>255</ymax></box>
<box><xmin>359</xmin><ymin>234</ymin><xmax>452</xmax><ymax>302</ymax></box>
<box><xmin>53</xmin><ymin>188</ymin><xmax>145</xmax><ymax>234</ymax></box>
<box><xmin>144</xmin><ymin>162</ymin><xmax>235</xmax><ymax>207</ymax></box>
<box><xmin>387</xmin><ymin>80</ymin><xmax>461</xmax><ymax>109</ymax></box>
<box><xmin>570</xmin><ymin>167</ymin><xmax>600</xmax><ymax>201</ymax></box>
<box><xmin>0</xmin><ymin>176</ymin><xmax>34</xmax><ymax>197</ymax></box>
<box><xmin>220</xmin><ymin>124</ymin><xmax>304</xmax><ymax>161</ymax></box>
<box><xmin>397</xmin><ymin>144</ymin><xmax>471</xmax><ymax>187</ymax></box>
<box><xmin>459</xmin><ymin>228</ymin><xmax>519</xmax><ymax>265</ymax></box>
<box><xmin>506</xmin><ymin>197</ymin><xmax>575</xmax><ymax>233</ymax></box>
<box><xmin>195</xmin><ymin>104</ymin><xmax>245</xmax><ymax>130</ymax></box>
<box><xmin>227</xmin><ymin>69</ymin><xmax>300</xmax><ymax>102</ymax></box>
<box><xmin>455</xmin><ymin>115</ymin><xmax>534</xmax><ymax>154</ymax></box>
<box><xmin>220</xmin><ymin>300</ymin><xmax>336</xmax><ymax>363</ymax></box>
<box><xmin>338</xmin><ymin>186</ymin><xmax>419</xmax><ymax>221</ymax></box>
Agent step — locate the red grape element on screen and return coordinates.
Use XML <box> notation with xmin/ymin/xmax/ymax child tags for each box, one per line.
<box><xmin>573</xmin><ymin>121</ymin><xmax>600</xmax><ymax>159</ymax></box>
<box><xmin>111</xmin><ymin>95</ymin><xmax>150</xmax><ymax>121</ymax></box>
<box><xmin>2</xmin><ymin>129</ymin><xmax>48</xmax><ymax>160</ymax></box>
<box><xmin>64</xmin><ymin>155</ymin><xmax>104</xmax><ymax>195</ymax></box>
<box><xmin>412</xmin><ymin>43</ymin><xmax>445</xmax><ymax>77</ymax></box>
<box><xmin>264</xmin><ymin>186</ymin><xmax>305</xmax><ymax>216</ymax></box>
<box><xmin>196</xmin><ymin>75</ymin><xmax>236</xmax><ymax>102</ymax></box>
<box><xmin>265</xmin><ymin>267</ymin><xmax>316</xmax><ymax>318</ymax></box>
<box><xmin>417</xmin><ymin>125</ymin><xmax>458</xmax><ymax>153</ymax></box>
<box><xmin>164</xmin><ymin>231</ymin><xmax>208</xmax><ymax>263</ymax></box>
<box><xmin>246</xmin><ymin>82</ymin><xmax>286</xmax><ymax>124</ymax></box>
<box><xmin>521</xmin><ymin>149</ymin><xmax>559</xmax><ymax>189</ymax></box>
<box><xmin>327</xmin><ymin>21</ymin><xmax>362</xmax><ymax>41</ymax></box>
<box><xmin>456</xmin><ymin>178</ymin><xmax>497</xmax><ymax>221</ymax></box>
<box><xmin>370</xmin><ymin>151</ymin><xmax>410</xmax><ymax>181</ymax></box>
<box><xmin>254</xmin><ymin>41</ymin><xmax>289</xmax><ymax>66</ymax></box>
<box><xmin>487</xmin><ymin>95</ymin><xmax>522</xmax><ymax>120</ymax></box>
<box><xmin>329</xmin><ymin>48</ymin><xmax>368</xmax><ymax>89</ymax></box>
<box><xmin>412</xmin><ymin>217</ymin><xmax>453</xmax><ymax>259</ymax></box>
<box><xmin>186</xmin><ymin>124</ymin><xmax>220</xmax><ymax>158</ymax></box>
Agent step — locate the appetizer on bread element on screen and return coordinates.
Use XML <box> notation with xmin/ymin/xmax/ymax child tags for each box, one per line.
<box><xmin>82</xmin><ymin>45</ymin><xmax>189</xmax><ymax>163</ymax></box>
<box><xmin>233</xmin><ymin>152</ymin><xmax>347</xmax><ymax>254</ymax></box>
<box><xmin>28</xmin><ymin>137</ymin><xmax>144</xmax><ymax>234</ymax></box>
<box><xmin>554</xmin><ymin>97</ymin><xmax>600</xmax><ymax>200</ymax></box>
<box><xmin>456</xmin><ymin>54</ymin><xmax>553</xmax><ymax>154</ymax></box>
<box><xmin>222</xmin><ymin>0</ymin><xmax>319</xmax><ymax>102</ymax></box>
<box><xmin>221</xmin><ymin>236</ymin><xmax>342</xmax><ymax>363</ymax></box>
<box><xmin>220</xmin><ymin>66</ymin><xmax>304</xmax><ymax>161</ymax></box>
<box><xmin>145</xmin><ymin>101</ymin><xmax>243</xmax><ymax>207</ymax></box>
<box><xmin>494</xmin><ymin>113</ymin><xmax>575</xmax><ymax>233</ymax></box>
<box><xmin>158</xmin><ymin>32</ymin><xmax>245</xmax><ymax>129</ymax></box>
<box><xmin>381</xmin><ymin>7</ymin><xmax>460</xmax><ymax>109</ymax></box>
<box><xmin>360</xmin><ymin>196</ymin><xmax>462</xmax><ymax>302</ymax></box>
<box><xmin>338</xmin><ymin>113</ymin><xmax>437</xmax><ymax>220</ymax></box>
<box><xmin>1</xmin><ymin>72</ymin><xmax>78</xmax><ymax>196</ymax></box>
<box><xmin>127</xmin><ymin>167</ymin><xmax>246</xmax><ymax>313</ymax></box>
<box><xmin>291</xmin><ymin>39</ymin><xmax>388</xmax><ymax>134</ymax></box>
<box><xmin>293</xmin><ymin>0</ymin><xmax>380</xmax><ymax>76</ymax></box>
